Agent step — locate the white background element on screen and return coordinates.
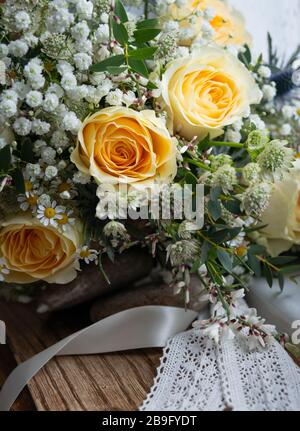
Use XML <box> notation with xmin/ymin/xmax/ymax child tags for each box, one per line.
<box><xmin>229</xmin><ymin>0</ymin><xmax>300</xmax><ymax>60</ymax></box>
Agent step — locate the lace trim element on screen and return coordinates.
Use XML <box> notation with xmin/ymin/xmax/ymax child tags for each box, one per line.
<box><xmin>141</xmin><ymin>330</ymin><xmax>300</xmax><ymax>411</ymax></box>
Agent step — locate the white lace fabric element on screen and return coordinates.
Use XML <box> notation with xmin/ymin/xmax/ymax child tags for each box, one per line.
<box><xmin>141</xmin><ymin>330</ymin><xmax>300</xmax><ymax>411</ymax></box>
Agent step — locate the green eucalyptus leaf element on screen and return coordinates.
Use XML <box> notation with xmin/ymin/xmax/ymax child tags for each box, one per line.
<box><xmin>115</xmin><ymin>0</ymin><xmax>128</xmax><ymax>23</ymax></box>
<box><xmin>208</xmin><ymin>199</ymin><xmax>222</xmax><ymax>221</ymax></box>
<box><xmin>247</xmin><ymin>253</ymin><xmax>261</xmax><ymax>277</ymax></box>
<box><xmin>210</xmin><ymin>186</ymin><xmax>222</xmax><ymax>201</ymax></box>
<box><xmin>112</xmin><ymin>20</ymin><xmax>128</xmax><ymax>45</ymax></box>
<box><xmin>263</xmin><ymin>263</ymin><xmax>273</xmax><ymax>288</ymax></box>
<box><xmin>136</xmin><ymin>19</ymin><xmax>159</xmax><ymax>29</ymax></box>
<box><xmin>90</xmin><ymin>55</ymin><xmax>125</xmax><ymax>72</ymax></box>
<box><xmin>106</xmin><ymin>66</ymin><xmax>128</xmax><ymax>75</ymax></box>
<box><xmin>128</xmin><ymin>47</ymin><xmax>157</xmax><ymax>60</ymax></box>
<box><xmin>0</xmin><ymin>145</ymin><xmax>11</xmax><ymax>171</ymax></box>
<box><xmin>133</xmin><ymin>28</ymin><xmax>161</xmax><ymax>44</ymax></box>
<box><xmin>128</xmin><ymin>57</ymin><xmax>149</xmax><ymax>78</ymax></box>
<box><xmin>217</xmin><ymin>249</ymin><xmax>233</xmax><ymax>272</ymax></box>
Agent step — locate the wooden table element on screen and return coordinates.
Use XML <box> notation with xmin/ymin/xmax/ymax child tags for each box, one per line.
<box><xmin>0</xmin><ymin>299</ymin><xmax>161</xmax><ymax>411</ymax></box>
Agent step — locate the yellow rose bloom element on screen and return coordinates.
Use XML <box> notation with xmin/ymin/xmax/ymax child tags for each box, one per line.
<box><xmin>260</xmin><ymin>160</ymin><xmax>300</xmax><ymax>257</ymax></box>
<box><xmin>160</xmin><ymin>46</ymin><xmax>262</xmax><ymax>141</ymax></box>
<box><xmin>0</xmin><ymin>214</ymin><xmax>82</xmax><ymax>284</ymax></box>
<box><xmin>71</xmin><ymin>107</ymin><xmax>177</xmax><ymax>187</ymax></box>
<box><xmin>207</xmin><ymin>0</ymin><xmax>251</xmax><ymax>47</ymax></box>
<box><xmin>167</xmin><ymin>0</ymin><xmax>251</xmax><ymax>48</ymax></box>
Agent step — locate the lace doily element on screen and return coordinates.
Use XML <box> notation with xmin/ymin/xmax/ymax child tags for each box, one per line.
<box><xmin>141</xmin><ymin>330</ymin><xmax>300</xmax><ymax>411</ymax></box>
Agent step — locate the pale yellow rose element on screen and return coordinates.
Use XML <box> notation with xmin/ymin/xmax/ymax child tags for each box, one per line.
<box><xmin>167</xmin><ymin>0</ymin><xmax>251</xmax><ymax>48</ymax></box>
<box><xmin>0</xmin><ymin>214</ymin><xmax>82</xmax><ymax>284</ymax></box>
<box><xmin>160</xmin><ymin>46</ymin><xmax>262</xmax><ymax>141</ymax></box>
<box><xmin>71</xmin><ymin>107</ymin><xmax>177</xmax><ymax>187</ymax></box>
<box><xmin>260</xmin><ymin>160</ymin><xmax>300</xmax><ymax>257</ymax></box>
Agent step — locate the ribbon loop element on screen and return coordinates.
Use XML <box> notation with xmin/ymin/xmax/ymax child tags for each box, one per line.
<box><xmin>0</xmin><ymin>306</ymin><xmax>197</xmax><ymax>411</ymax></box>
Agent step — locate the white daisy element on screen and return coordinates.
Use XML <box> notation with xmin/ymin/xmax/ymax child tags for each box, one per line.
<box><xmin>37</xmin><ymin>200</ymin><xmax>65</xmax><ymax>227</ymax></box>
<box><xmin>0</xmin><ymin>258</ymin><xmax>10</xmax><ymax>282</ymax></box>
<box><xmin>56</xmin><ymin>209</ymin><xmax>76</xmax><ymax>232</ymax></box>
<box><xmin>18</xmin><ymin>192</ymin><xmax>39</xmax><ymax>212</ymax></box>
<box><xmin>76</xmin><ymin>246</ymin><xmax>98</xmax><ymax>265</ymax></box>
<box><xmin>50</xmin><ymin>178</ymin><xmax>78</xmax><ymax>198</ymax></box>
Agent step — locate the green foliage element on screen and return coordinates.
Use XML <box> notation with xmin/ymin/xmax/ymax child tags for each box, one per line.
<box><xmin>115</xmin><ymin>0</ymin><xmax>128</xmax><ymax>23</ymax></box>
<box><xmin>112</xmin><ymin>19</ymin><xmax>128</xmax><ymax>45</ymax></box>
<box><xmin>91</xmin><ymin>3</ymin><xmax>161</xmax><ymax>81</ymax></box>
<box><xmin>11</xmin><ymin>168</ymin><xmax>25</xmax><ymax>193</ymax></box>
<box><xmin>0</xmin><ymin>145</ymin><xmax>11</xmax><ymax>172</ymax></box>
<box><xmin>238</xmin><ymin>44</ymin><xmax>252</xmax><ymax>68</ymax></box>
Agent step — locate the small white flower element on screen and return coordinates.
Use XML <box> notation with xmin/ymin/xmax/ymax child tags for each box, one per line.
<box><xmin>43</xmin><ymin>93</ymin><xmax>59</xmax><ymax>112</ymax></box>
<box><xmin>262</xmin><ymin>84</ymin><xmax>277</xmax><ymax>101</ymax></box>
<box><xmin>77</xmin><ymin>246</ymin><xmax>98</xmax><ymax>265</ymax></box>
<box><xmin>25</xmin><ymin>163</ymin><xmax>42</xmax><ymax>179</ymax></box>
<box><xmin>23</xmin><ymin>33</ymin><xmax>39</xmax><ymax>48</ymax></box>
<box><xmin>225</xmin><ymin>129</ymin><xmax>242</xmax><ymax>143</ymax></box>
<box><xmin>44</xmin><ymin>166</ymin><xmax>58</xmax><ymax>180</ymax></box>
<box><xmin>62</xmin><ymin>111</ymin><xmax>82</xmax><ymax>134</ymax></box>
<box><xmin>61</xmin><ymin>72</ymin><xmax>77</xmax><ymax>91</ymax></box>
<box><xmin>73</xmin><ymin>171</ymin><xmax>91</xmax><ymax>184</ymax></box>
<box><xmin>123</xmin><ymin>90</ymin><xmax>136</xmax><ymax>107</ymax></box>
<box><xmin>0</xmin><ymin>44</ymin><xmax>8</xmax><ymax>58</ymax></box>
<box><xmin>76</xmin><ymin>0</ymin><xmax>94</xmax><ymax>20</ymax></box>
<box><xmin>75</xmin><ymin>38</ymin><xmax>93</xmax><ymax>53</ymax></box>
<box><xmin>41</xmin><ymin>147</ymin><xmax>56</xmax><ymax>164</ymax></box>
<box><xmin>37</xmin><ymin>200</ymin><xmax>65</xmax><ymax>227</ymax></box>
<box><xmin>0</xmin><ymin>258</ymin><xmax>10</xmax><ymax>282</ymax></box>
<box><xmin>280</xmin><ymin>123</ymin><xmax>292</xmax><ymax>136</ymax></box>
<box><xmin>0</xmin><ymin>99</ymin><xmax>17</xmax><ymax>118</ymax></box>
<box><xmin>94</xmin><ymin>24</ymin><xmax>109</xmax><ymax>43</ymax></box>
<box><xmin>8</xmin><ymin>40</ymin><xmax>29</xmax><ymax>57</ymax></box>
<box><xmin>106</xmin><ymin>89</ymin><xmax>124</xmax><ymax>106</ymax></box>
<box><xmin>56</xmin><ymin>209</ymin><xmax>76</xmax><ymax>232</ymax></box>
<box><xmin>258</xmin><ymin>65</ymin><xmax>271</xmax><ymax>79</ymax></box>
<box><xmin>96</xmin><ymin>46</ymin><xmax>110</xmax><ymax>61</ymax></box>
<box><xmin>71</xmin><ymin>20</ymin><xmax>90</xmax><ymax>41</ymax></box>
<box><xmin>32</xmin><ymin>119</ymin><xmax>51</xmax><ymax>135</ymax></box>
<box><xmin>47</xmin><ymin>83</ymin><xmax>64</xmax><ymax>98</ymax></box>
<box><xmin>50</xmin><ymin>178</ymin><xmax>77</xmax><ymax>198</ymax></box>
<box><xmin>15</xmin><ymin>11</ymin><xmax>31</xmax><ymax>31</ymax></box>
<box><xmin>26</xmin><ymin>90</ymin><xmax>43</xmax><ymax>108</ymax></box>
<box><xmin>18</xmin><ymin>191</ymin><xmax>39</xmax><ymax>212</ymax></box>
<box><xmin>13</xmin><ymin>117</ymin><xmax>31</xmax><ymax>136</ymax></box>
<box><xmin>74</xmin><ymin>52</ymin><xmax>92</xmax><ymax>71</ymax></box>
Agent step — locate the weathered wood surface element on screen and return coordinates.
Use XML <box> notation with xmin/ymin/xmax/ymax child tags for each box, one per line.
<box><xmin>0</xmin><ymin>300</ymin><xmax>161</xmax><ymax>411</ymax></box>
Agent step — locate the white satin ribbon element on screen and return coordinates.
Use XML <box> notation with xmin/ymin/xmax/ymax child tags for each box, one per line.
<box><xmin>247</xmin><ymin>278</ymin><xmax>300</xmax><ymax>335</ymax></box>
<box><xmin>0</xmin><ymin>306</ymin><xmax>197</xmax><ymax>411</ymax></box>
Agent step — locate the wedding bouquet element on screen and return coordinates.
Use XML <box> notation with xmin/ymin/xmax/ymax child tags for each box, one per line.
<box><xmin>1</xmin><ymin>0</ymin><xmax>300</xmax><ymax>351</ymax></box>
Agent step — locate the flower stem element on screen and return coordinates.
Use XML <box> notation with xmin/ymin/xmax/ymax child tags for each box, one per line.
<box><xmin>185</xmin><ymin>158</ymin><xmax>211</xmax><ymax>171</ymax></box>
<box><xmin>144</xmin><ymin>0</ymin><xmax>149</xmax><ymax>19</ymax></box>
<box><xmin>210</xmin><ymin>141</ymin><xmax>245</xmax><ymax>149</ymax></box>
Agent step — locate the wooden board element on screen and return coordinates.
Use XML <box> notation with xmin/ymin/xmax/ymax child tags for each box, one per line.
<box><xmin>0</xmin><ymin>299</ymin><xmax>161</xmax><ymax>411</ymax></box>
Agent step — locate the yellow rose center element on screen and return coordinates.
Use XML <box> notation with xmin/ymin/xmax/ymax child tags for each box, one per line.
<box><xmin>44</xmin><ymin>207</ymin><xmax>56</xmax><ymax>219</ymax></box>
<box><xmin>58</xmin><ymin>182</ymin><xmax>71</xmax><ymax>193</ymax></box>
<box><xmin>57</xmin><ymin>214</ymin><xmax>69</xmax><ymax>225</ymax></box>
<box><xmin>177</xmin><ymin>67</ymin><xmax>238</xmax><ymax>127</ymax></box>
